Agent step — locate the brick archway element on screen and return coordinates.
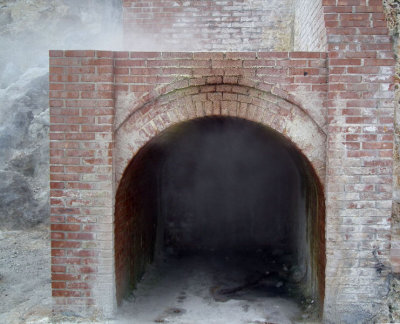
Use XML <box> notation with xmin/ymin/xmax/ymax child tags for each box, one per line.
<box><xmin>48</xmin><ymin>0</ymin><xmax>396</xmax><ymax>320</ymax></box>
<box><xmin>115</xmin><ymin>82</ymin><xmax>327</xmax><ymax>187</ymax></box>
<box><xmin>114</xmin><ymin>82</ymin><xmax>327</xmax><ymax>310</ymax></box>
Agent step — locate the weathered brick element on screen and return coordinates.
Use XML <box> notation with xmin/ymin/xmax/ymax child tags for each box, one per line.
<box><xmin>48</xmin><ymin>0</ymin><xmax>396</xmax><ymax>318</ymax></box>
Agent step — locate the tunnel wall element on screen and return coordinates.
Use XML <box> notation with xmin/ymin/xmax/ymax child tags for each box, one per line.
<box><xmin>114</xmin><ymin>142</ymin><xmax>161</xmax><ymax>304</ymax></box>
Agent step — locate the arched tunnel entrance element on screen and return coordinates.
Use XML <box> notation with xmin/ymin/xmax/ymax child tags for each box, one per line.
<box><xmin>114</xmin><ymin>116</ymin><xmax>325</xmax><ymax>322</ymax></box>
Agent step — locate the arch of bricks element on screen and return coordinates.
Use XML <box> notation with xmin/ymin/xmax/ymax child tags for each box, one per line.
<box><xmin>49</xmin><ymin>0</ymin><xmax>397</xmax><ymax>322</ymax></box>
<box><xmin>115</xmin><ymin>81</ymin><xmax>327</xmax><ymax>187</ymax></box>
<box><xmin>113</xmin><ymin>82</ymin><xmax>328</xmax><ymax>309</ymax></box>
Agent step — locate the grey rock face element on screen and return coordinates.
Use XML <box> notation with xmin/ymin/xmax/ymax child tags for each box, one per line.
<box><xmin>0</xmin><ymin>171</ymin><xmax>47</xmax><ymax>228</ymax></box>
<box><xmin>0</xmin><ymin>68</ymin><xmax>49</xmax><ymax>229</ymax></box>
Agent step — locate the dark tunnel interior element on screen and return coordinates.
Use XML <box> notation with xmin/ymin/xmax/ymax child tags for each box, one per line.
<box><xmin>114</xmin><ymin>116</ymin><xmax>325</xmax><ymax>317</ymax></box>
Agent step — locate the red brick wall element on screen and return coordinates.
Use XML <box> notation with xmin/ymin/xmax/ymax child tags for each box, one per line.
<box><xmin>322</xmin><ymin>0</ymin><xmax>396</xmax><ymax>321</ymax></box>
<box><xmin>122</xmin><ymin>0</ymin><xmax>294</xmax><ymax>51</ymax></box>
<box><xmin>49</xmin><ymin>50</ymin><xmax>115</xmax><ymax>315</ymax></box>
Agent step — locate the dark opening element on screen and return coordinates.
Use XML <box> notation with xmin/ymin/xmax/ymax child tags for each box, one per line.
<box><xmin>114</xmin><ymin>116</ymin><xmax>325</xmax><ymax>321</ymax></box>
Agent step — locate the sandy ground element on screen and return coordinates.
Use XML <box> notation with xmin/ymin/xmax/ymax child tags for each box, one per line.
<box><xmin>0</xmin><ymin>229</ymin><xmax>319</xmax><ymax>324</ymax></box>
<box><xmin>0</xmin><ymin>226</ymin><xmax>52</xmax><ymax>324</ymax></box>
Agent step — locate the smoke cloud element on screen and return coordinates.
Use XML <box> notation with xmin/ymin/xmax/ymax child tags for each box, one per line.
<box><xmin>0</xmin><ymin>0</ymin><xmax>124</xmax><ymax>88</ymax></box>
<box><xmin>0</xmin><ymin>0</ymin><xmax>125</xmax><ymax>228</ymax></box>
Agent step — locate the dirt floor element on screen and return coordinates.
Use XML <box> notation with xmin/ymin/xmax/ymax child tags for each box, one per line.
<box><xmin>115</xmin><ymin>253</ymin><xmax>320</xmax><ymax>324</ymax></box>
<box><xmin>0</xmin><ymin>228</ymin><xmax>320</xmax><ymax>324</ymax></box>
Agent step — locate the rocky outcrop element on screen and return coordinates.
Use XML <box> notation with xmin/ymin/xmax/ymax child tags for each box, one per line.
<box><xmin>0</xmin><ymin>68</ymin><xmax>49</xmax><ymax>228</ymax></box>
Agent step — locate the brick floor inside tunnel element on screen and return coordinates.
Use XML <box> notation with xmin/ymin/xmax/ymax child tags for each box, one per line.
<box><xmin>114</xmin><ymin>117</ymin><xmax>325</xmax><ymax>323</ymax></box>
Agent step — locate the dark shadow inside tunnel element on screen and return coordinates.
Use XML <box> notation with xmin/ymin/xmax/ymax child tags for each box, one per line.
<box><xmin>114</xmin><ymin>116</ymin><xmax>325</xmax><ymax>317</ymax></box>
